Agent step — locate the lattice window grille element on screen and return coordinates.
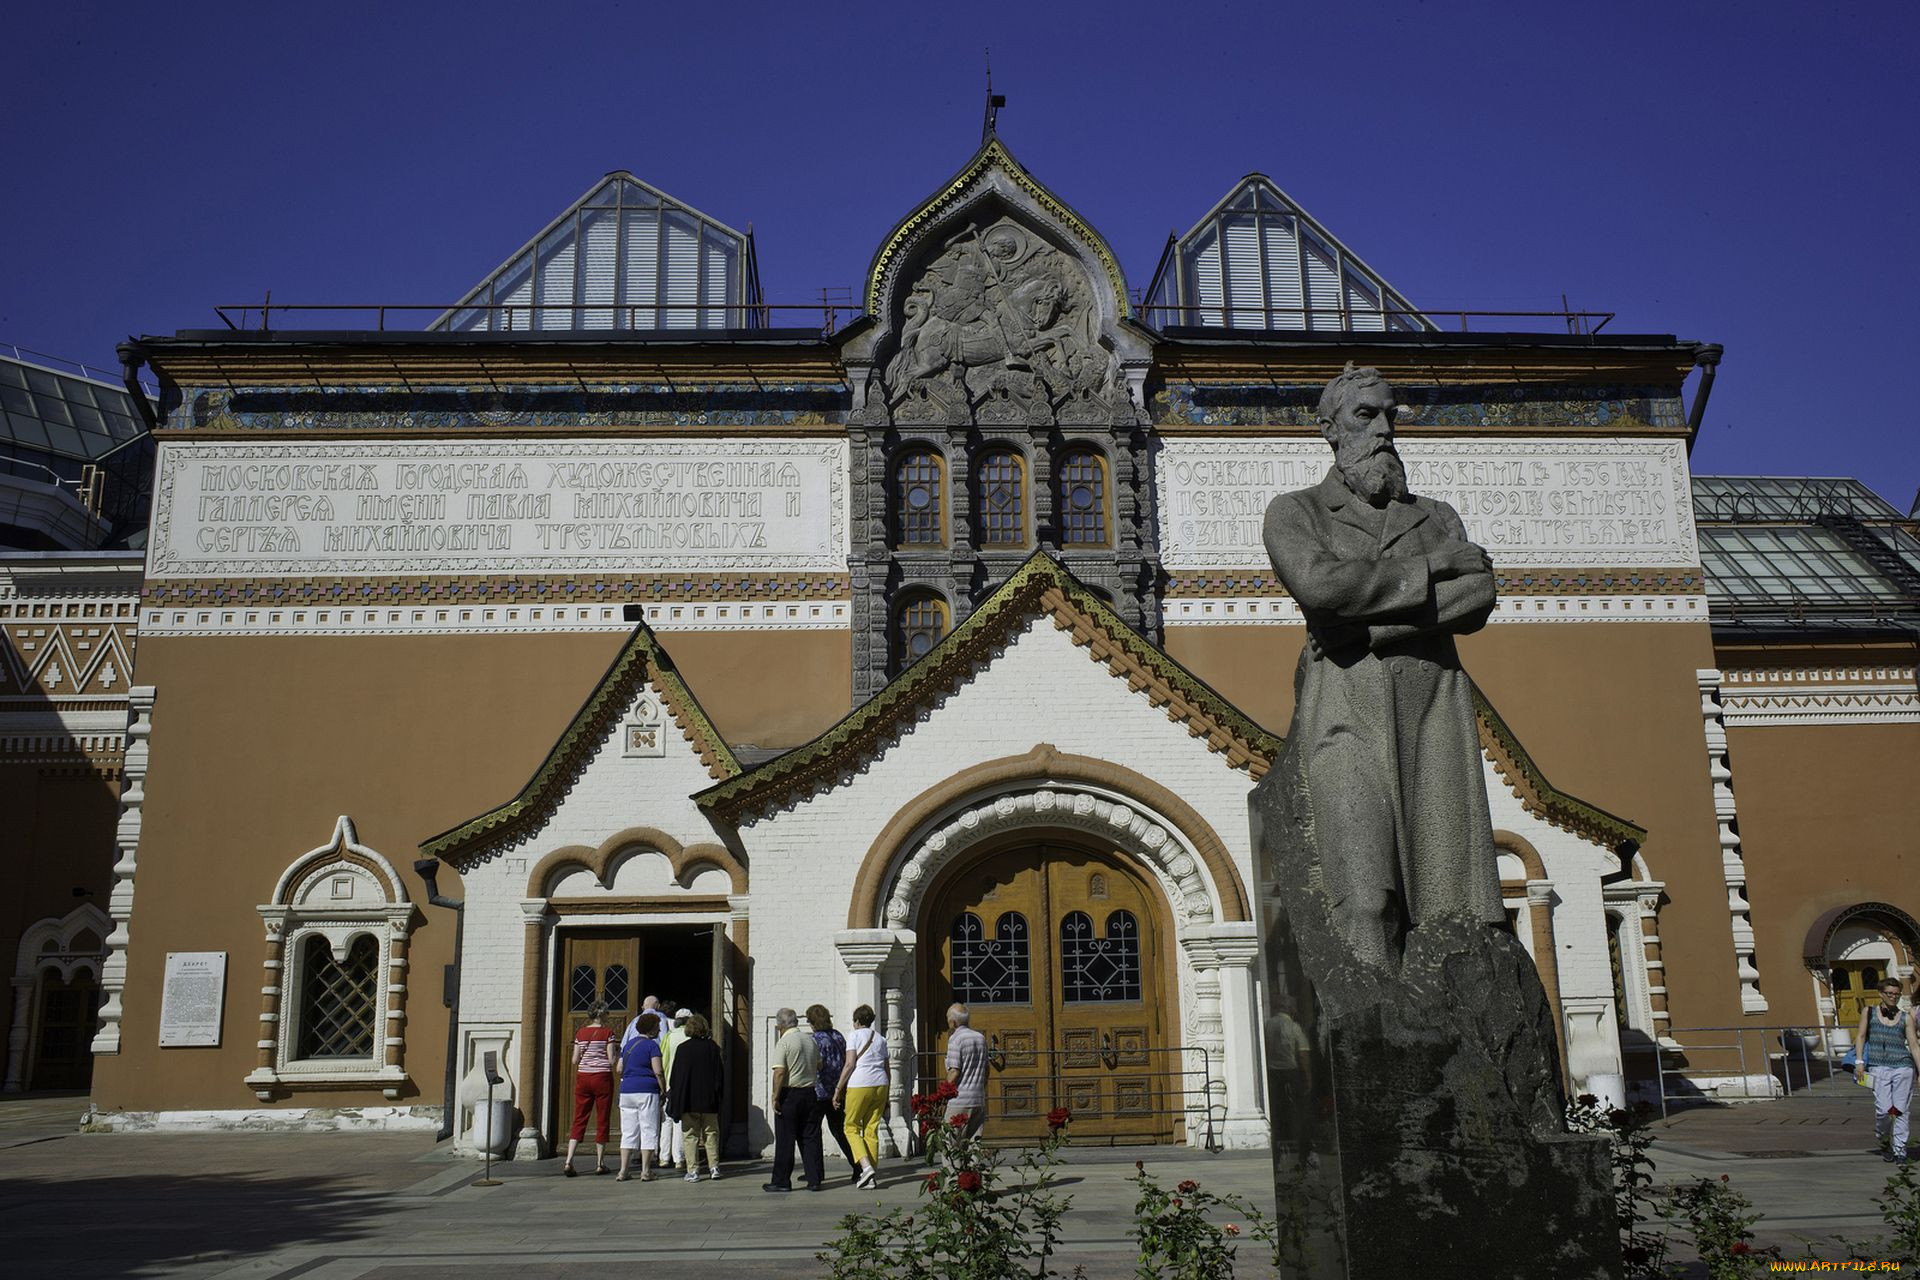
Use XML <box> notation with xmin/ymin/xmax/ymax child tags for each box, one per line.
<box><xmin>976</xmin><ymin>451</ymin><xmax>1026</xmax><ymax>546</ymax></box>
<box><xmin>895</xmin><ymin>593</ymin><xmax>949</xmax><ymax>670</ymax></box>
<box><xmin>895</xmin><ymin>451</ymin><xmax>945</xmax><ymax>546</ymax></box>
<box><xmin>1056</xmin><ymin>451</ymin><xmax>1108</xmax><ymax>546</ymax></box>
<box><xmin>603</xmin><ymin>964</ymin><xmax>630</xmax><ymax>1012</ymax></box>
<box><xmin>569</xmin><ymin>964</ymin><xmax>597</xmax><ymax>1012</ymax></box>
<box><xmin>296</xmin><ymin>933</ymin><xmax>379</xmax><ymax>1060</ymax></box>
<box><xmin>951</xmin><ymin>912</ymin><xmax>1031</xmax><ymax>1005</ymax></box>
<box><xmin>1060</xmin><ymin>910</ymin><xmax>1142</xmax><ymax>1003</ymax></box>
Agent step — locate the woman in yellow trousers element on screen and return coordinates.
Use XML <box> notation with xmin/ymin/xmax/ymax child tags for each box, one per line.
<box><xmin>832</xmin><ymin>1004</ymin><xmax>891</xmax><ymax>1189</ymax></box>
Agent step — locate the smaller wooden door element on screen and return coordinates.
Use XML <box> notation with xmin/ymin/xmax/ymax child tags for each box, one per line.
<box><xmin>557</xmin><ymin>934</ymin><xmax>641</xmax><ymax>1123</ymax></box>
<box><xmin>30</xmin><ymin>971</ymin><xmax>99</xmax><ymax>1091</ymax></box>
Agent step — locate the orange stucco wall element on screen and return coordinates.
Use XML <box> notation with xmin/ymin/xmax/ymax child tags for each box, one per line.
<box><xmin>90</xmin><ymin>625</ymin><xmax>848</xmax><ymax>1114</ymax></box>
<box><xmin>1167</xmin><ymin>618</ymin><xmax>1751</xmax><ymax>1033</ymax></box>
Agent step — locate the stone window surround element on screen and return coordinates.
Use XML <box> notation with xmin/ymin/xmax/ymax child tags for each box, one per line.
<box><xmin>245</xmin><ymin>817</ymin><xmax>414</xmax><ymax>1101</ymax></box>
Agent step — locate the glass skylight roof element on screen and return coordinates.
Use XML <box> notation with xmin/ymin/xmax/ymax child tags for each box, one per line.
<box><xmin>0</xmin><ymin>355</ymin><xmax>147</xmax><ymax>464</ymax></box>
<box><xmin>1145</xmin><ymin>176</ymin><xmax>1430</xmax><ymax>332</ymax></box>
<box><xmin>435</xmin><ymin>174</ymin><xmax>753</xmax><ymax>333</ymax></box>
<box><xmin>1692</xmin><ymin>475</ymin><xmax>1920</xmax><ymax>619</ymax></box>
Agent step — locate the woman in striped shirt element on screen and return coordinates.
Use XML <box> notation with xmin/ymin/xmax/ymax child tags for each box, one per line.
<box><xmin>564</xmin><ymin>1001</ymin><xmax>614</xmax><ymax>1176</ymax></box>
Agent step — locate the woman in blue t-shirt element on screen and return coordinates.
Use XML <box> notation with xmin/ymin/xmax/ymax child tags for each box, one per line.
<box><xmin>616</xmin><ymin>1012</ymin><xmax>666</xmax><ymax>1181</ymax></box>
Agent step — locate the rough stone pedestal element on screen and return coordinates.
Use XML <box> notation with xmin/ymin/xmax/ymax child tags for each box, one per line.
<box><xmin>1252</xmin><ymin>764</ymin><xmax>1621</xmax><ymax>1279</ymax></box>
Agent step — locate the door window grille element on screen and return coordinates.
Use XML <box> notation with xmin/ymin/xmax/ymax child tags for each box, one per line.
<box><xmin>569</xmin><ymin>964</ymin><xmax>597</xmax><ymax>1011</ymax></box>
<box><xmin>1060</xmin><ymin>910</ymin><xmax>1141</xmax><ymax>1003</ymax></box>
<box><xmin>951</xmin><ymin>911</ymin><xmax>1031</xmax><ymax>1005</ymax></box>
<box><xmin>603</xmin><ymin>964</ymin><xmax>630</xmax><ymax>1011</ymax></box>
<box><xmin>296</xmin><ymin>933</ymin><xmax>379</xmax><ymax>1059</ymax></box>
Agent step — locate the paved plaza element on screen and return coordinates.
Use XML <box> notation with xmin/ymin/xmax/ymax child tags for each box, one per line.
<box><xmin>0</xmin><ymin>1088</ymin><xmax>1909</xmax><ymax>1277</ymax></box>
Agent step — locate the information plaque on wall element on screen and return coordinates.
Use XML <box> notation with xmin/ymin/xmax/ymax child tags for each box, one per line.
<box><xmin>158</xmin><ymin>951</ymin><xmax>227</xmax><ymax>1047</ymax></box>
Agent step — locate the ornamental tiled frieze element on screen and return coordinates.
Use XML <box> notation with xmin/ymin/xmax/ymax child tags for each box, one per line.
<box><xmin>1150</xmin><ymin>381</ymin><xmax>1687</xmax><ymax>431</ymax></box>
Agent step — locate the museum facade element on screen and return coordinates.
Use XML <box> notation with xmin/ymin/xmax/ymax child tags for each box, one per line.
<box><xmin>6</xmin><ymin>135</ymin><xmax>1914</xmax><ymax>1155</ymax></box>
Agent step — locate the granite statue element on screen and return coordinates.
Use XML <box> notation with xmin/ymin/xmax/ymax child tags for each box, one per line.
<box><xmin>1250</xmin><ymin>367</ymin><xmax>1621</xmax><ymax>1278</ymax></box>
<box><xmin>1260</xmin><ymin>364</ymin><xmax>1504</xmax><ymax>969</ymax></box>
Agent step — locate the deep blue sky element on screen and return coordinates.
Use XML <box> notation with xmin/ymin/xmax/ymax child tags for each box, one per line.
<box><xmin>5</xmin><ymin>2</ymin><xmax>1914</xmax><ymax>506</ymax></box>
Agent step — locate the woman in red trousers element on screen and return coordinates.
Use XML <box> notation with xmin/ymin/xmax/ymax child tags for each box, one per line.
<box><xmin>564</xmin><ymin>1001</ymin><xmax>614</xmax><ymax>1175</ymax></box>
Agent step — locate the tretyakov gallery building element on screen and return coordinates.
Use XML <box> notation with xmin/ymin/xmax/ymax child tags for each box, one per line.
<box><xmin>5</xmin><ymin>134</ymin><xmax>1915</xmax><ymax>1158</ymax></box>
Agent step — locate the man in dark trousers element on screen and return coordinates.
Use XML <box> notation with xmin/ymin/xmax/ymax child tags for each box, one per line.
<box><xmin>764</xmin><ymin>1006</ymin><xmax>824</xmax><ymax>1191</ymax></box>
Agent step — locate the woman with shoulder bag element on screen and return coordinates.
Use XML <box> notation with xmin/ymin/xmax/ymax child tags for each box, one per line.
<box><xmin>832</xmin><ymin>1004</ymin><xmax>890</xmax><ymax>1190</ymax></box>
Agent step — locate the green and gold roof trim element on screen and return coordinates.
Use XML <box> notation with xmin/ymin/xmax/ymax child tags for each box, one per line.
<box><xmin>422</xmin><ymin>623</ymin><xmax>741</xmax><ymax>862</ymax></box>
<box><xmin>1472</xmin><ymin>686</ymin><xmax>1646</xmax><ymax>852</ymax></box>
<box><xmin>695</xmin><ymin>553</ymin><xmax>1283</xmax><ymax>823</ymax></box>
<box><xmin>864</xmin><ymin>139</ymin><xmax>1131</xmax><ymax>321</ymax></box>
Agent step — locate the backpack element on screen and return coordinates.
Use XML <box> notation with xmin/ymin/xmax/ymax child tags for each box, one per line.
<box><xmin>815</xmin><ymin>1029</ymin><xmax>847</xmax><ymax>1097</ymax></box>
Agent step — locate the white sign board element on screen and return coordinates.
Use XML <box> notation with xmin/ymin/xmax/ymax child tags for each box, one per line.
<box><xmin>158</xmin><ymin>951</ymin><xmax>227</xmax><ymax>1047</ymax></box>
<box><xmin>150</xmin><ymin>439</ymin><xmax>850</xmax><ymax>578</ymax></box>
<box><xmin>1158</xmin><ymin>439</ymin><xmax>1697</xmax><ymax>570</ymax></box>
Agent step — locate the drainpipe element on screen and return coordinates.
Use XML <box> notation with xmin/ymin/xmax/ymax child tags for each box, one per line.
<box><xmin>1686</xmin><ymin>343</ymin><xmax>1724</xmax><ymax>440</ymax></box>
<box><xmin>115</xmin><ymin>342</ymin><xmax>160</xmax><ymax>434</ymax></box>
<box><xmin>413</xmin><ymin>857</ymin><xmax>464</xmax><ymax>1142</ymax></box>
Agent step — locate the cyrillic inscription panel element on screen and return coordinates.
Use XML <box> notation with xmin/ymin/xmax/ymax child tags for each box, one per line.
<box><xmin>151</xmin><ymin>439</ymin><xmax>849</xmax><ymax>577</ymax></box>
<box><xmin>1158</xmin><ymin>439</ymin><xmax>1696</xmax><ymax>569</ymax></box>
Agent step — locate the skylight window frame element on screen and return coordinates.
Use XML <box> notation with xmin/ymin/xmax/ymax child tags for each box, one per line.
<box><xmin>433</xmin><ymin>173</ymin><xmax>751</xmax><ymax>334</ymax></box>
<box><xmin>1146</xmin><ymin>176</ymin><xmax>1432</xmax><ymax>333</ymax></box>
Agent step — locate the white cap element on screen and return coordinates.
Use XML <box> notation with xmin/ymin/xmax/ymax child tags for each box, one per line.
<box><xmin>674</xmin><ymin>1007</ymin><xmax>692</xmax><ymax>1021</ymax></box>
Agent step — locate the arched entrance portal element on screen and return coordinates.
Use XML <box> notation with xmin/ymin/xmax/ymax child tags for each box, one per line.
<box><xmin>920</xmin><ymin>840</ymin><xmax>1177</xmax><ymax>1143</ymax></box>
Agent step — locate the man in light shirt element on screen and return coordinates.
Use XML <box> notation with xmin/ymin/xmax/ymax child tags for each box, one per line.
<box><xmin>944</xmin><ymin>1003</ymin><xmax>989</xmax><ymax>1140</ymax></box>
<box><xmin>764</xmin><ymin>1007</ymin><xmax>824</xmax><ymax>1191</ymax></box>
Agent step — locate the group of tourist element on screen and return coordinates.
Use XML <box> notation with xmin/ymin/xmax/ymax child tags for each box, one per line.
<box><xmin>564</xmin><ymin>995</ymin><xmax>992</xmax><ymax>1189</ymax></box>
<box><xmin>564</xmin><ymin>994</ymin><xmax>724</xmax><ymax>1182</ymax></box>
<box><xmin>762</xmin><ymin>1000</ymin><xmax>987</xmax><ymax>1193</ymax></box>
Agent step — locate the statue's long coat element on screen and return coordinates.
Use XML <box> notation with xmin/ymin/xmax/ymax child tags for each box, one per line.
<box><xmin>1263</xmin><ymin>469</ymin><xmax>1504</xmax><ymax>931</ymax></box>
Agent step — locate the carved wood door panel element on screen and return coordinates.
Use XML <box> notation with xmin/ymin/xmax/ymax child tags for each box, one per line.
<box><xmin>924</xmin><ymin>844</ymin><xmax>1172</xmax><ymax>1144</ymax></box>
<box><xmin>554</xmin><ymin>933</ymin><xmax>641</xmax><ymax>1133</ymax></box>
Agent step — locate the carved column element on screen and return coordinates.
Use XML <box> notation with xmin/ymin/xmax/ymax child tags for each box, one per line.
<box><xmin>513</xmin><ymin>899</ymin><xmax>552</xmax><ymax>1157</ymax></box>
<box><xmin>92</xmin><ymin>685</ymin><xmax>154</xmax><ymax>1056</ymax></box>
<box><xmin>836</xmin><ymin>929</ymin><xmax>904</xmax><ymax>1156</ymax></box>
<box><xmin>881</xmin><ymin>931</ymin><xmax>917</xmax><ymax>1158</ymax></box>
<box><xmin>1699</xmin><ymin>669</ymin><xmax>1767</xmax><ymax>1013</ymax></box>
<box><xmin>384</xmin><ymin>908</ymin><xmax>412</xmax><ymax>1086</ymax></box>
<box><xmin>244</xmin><ymin>911</ymin><xmax>287</xmax><ymax>1099</ymax></box>
<box><xmin>4</xmin><ymin>976</ymin><xmax>35</xmax><ymax>1092</ymax></box>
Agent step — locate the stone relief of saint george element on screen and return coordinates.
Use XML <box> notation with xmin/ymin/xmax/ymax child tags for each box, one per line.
<box><xmin>885</xmin><ymin>217</ymin><xmax>1112</xmax><ymax>402</ymax></box>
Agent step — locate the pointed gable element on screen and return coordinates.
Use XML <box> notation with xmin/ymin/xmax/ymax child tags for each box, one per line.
<box><xmin>421</xmin><ymin>622</ymin><xmax>740</xmax><ymax>862</ymax></box>
<box><xmin>1145</xmin><ymin>174</ymin><xmax>1431</xmax><ymax>333</ymax></box>
<box><xmin>695</xmin><ymin>553</ymin><xmax>1284</xmax><ymax>823</ymax></box>
<box><xmin>432</xmin><ymin>173</ymin><xmax>754</xmax><ymax>333</ymax></box>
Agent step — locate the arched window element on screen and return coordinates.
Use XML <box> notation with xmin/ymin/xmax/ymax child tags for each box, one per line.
<box><xmin>950</xmin><ymin>911</ymin><xmax>1030</xmax><ymax>1005</ymax></box>
<box><xmin>1060</xmin><ymin>910</ymin><xmax>1142</xmax><ymax>1002</ymax></box>
<box><xmin>892</xmin><ymin>591</ymin><xmax>950</xmax><ymax>672</ymax></box>
<box><xmin>247</xmin><ymin>817</ymin><xmax>414</xmax><ymax>1100</ymax></box>
<box><xmin>974</xmin><ymin>449</ymin><xmax>1027</xmax><ymax>547</ymax></box>
<box><xmin>894</xmin><ymin>449</ymin><xmax>946</xmax><ymax>547</ymax></box>
<box><xmin>295</xmin><ymin>933</ymin><xmax>380</xmax><ymax>1060</ymax></box>
<box><xmin>1055</xmin><ymin>450</ymin><xmax>1109</xmax><ymax>546</ymax></box>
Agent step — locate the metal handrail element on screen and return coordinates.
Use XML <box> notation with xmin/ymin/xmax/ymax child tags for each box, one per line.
<box><xmin>1136</xmin><ymin>303</ymin><xmax>1617</xmax><ymax>335</ymax></box>
<box><xmin>911</xmin><ymin>1041</ymin><xmax>1223</xmax><ymax>1152</ymax></box>
<box><xmin>211</xmin><ymin>301</ymin><xmax>864</xmax><ymax>336</ymax></box>
<box><xmin>1619</xmin><ymin>1023</ymin><xmax>1846</xmax><ymax>1118</ymax></box>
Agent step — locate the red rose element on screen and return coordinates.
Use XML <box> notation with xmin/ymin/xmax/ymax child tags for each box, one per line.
<box><xmin>1178</xmin><ymin>1179</ymin><xmax>1199</xmax><ymax>1194</ymax></box>
<box><xmin>957</xmin><ymin>1170</ymin><xmax>983</xmax><ymax>1192</ymax></box>
<box><xmin>1172</xmin><ymin>1197</ymin><xmax>1183</xmax><ymax>1208</ymax></box>
<box><xmin>1730</xmin><ymin>1242</ymin><xmax>1750</xmax><ymax>1256</ymax></box>
<box><xmin>1046</xmin><ymin>1107</ymin><xmax>1070</xmax><ymax>1130</ymax></box>
<box><xmin>935</xmin><ymin>1080</ymin><xmax>959</xmax><ymax>1102</ymax></box>
<box><xmin>950</xmin><ymin>1112</ymin><xmax>970</xmax><ymax>1128</ymax></box>
<box><xmin>1225</xmin><ymin>1224</ymin><xmax>1240</xmax><ymax>1238</ymax></box>
<box><xmin>924</xmin><ymin>1171</ymin><xmax>940</xmax><ymax>1188</ymax></box>
<box><xmin>1134</xmin><ymin>1160</ymin><xmax>1144</xmax><ymax>1171</ymax></box>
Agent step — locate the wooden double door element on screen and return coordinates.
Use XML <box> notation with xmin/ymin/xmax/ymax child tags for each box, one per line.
<box><xmin>923</xmin><ymin>843</ymin><xmax>1174</xmax><ymax>1143</ymax></box>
